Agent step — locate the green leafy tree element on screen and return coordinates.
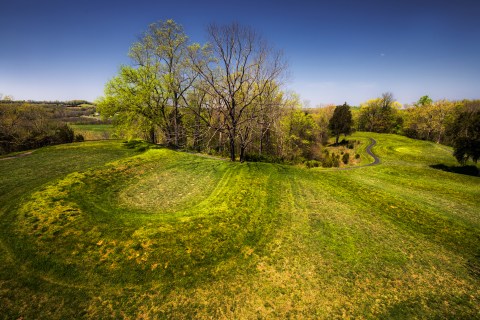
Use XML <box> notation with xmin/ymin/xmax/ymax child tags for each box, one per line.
<box><xmin>358</xmin><ymin>92</ymin><xmax>402</xmax><ymax>133</ymax></box>
<box><xmin>309</xmin><ymin>104</ymin><xmax>335</xmax><ymax>145</ymax></box>
<box><xmin>404</xmin><ymin>99</ymin><xmax>457</xmax><ymax>143</ymax></box>
<box><xmin>328</xmin><ymin>102</ymin><xmax>353</xmax><ymax>144</ymax></box>
<box><xmin>97</xmin><ymin>20</ymin><xmax>195</xmax><ymax>146</ymax></box>
<box><xmin>448</xmin><ymin>108</ymin><xmax>480</xmax><ymax>165</ymax></box>
<box><xmin>0</xmin><ymin>104</ymin><xmax>74</xmax><ymax>154</ymax></box>
<box><xmin>417</xmin><ymin>95</ymin><xmax>433</xmax><ymax>106</ymax></box>
<box><xmin>281</xmin><ymin>106</ymin><xmax>319</xmax><ymax>161</ymax></box>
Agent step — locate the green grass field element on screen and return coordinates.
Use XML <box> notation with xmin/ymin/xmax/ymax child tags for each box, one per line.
<box><xmin>0</xmin><ymin>133</ymin><xmax>479</xmax><ymax>318</ymax></box>
<box><xmin>70</xmin><ymin>124</ymin><xmax>115</xmax><ymax>140</ymax></box>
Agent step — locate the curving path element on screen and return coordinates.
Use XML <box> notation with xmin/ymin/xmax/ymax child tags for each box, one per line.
<box><xmin>335</xmin><ymin>137</ymin><xmax>380</xmax><ymax>171</ymax></box>
<box><xmin>365</xmin><ymin>137</ymin><xmax>380</xmax><ymax>166</ymax></box>
<box><xmin>0</xmin><ymin>151</ymin><xmax>34</xmax><ymax>161</ymax></box>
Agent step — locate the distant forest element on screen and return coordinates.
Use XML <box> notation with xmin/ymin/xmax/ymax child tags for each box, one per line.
<box><xmin>96</xmin><ymin>19</ymin><xmax>479</xmax><ymax>165</ymax></box>
<box><xmin>1</xmin><ymin>20</ymin><xmax>479</xmax><ymax>165</ymax></box>
<box><xmin>0</xmin><ymin>100</ymin><xmax>106</xmax><ymax>155</ymax></box>
<box><xmin>0</xmin><ymin>99</ymin><xmax>92</xmax><ymax>106</ymax></box>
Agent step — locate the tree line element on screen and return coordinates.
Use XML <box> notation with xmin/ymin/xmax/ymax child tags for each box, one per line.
<box><xmin>0</xmin><ymin>102</ymin><xmax>99</xmax><ymax>155</ymax></box>
<box><xmin>353</xmin><ymin>93</ymin><xmax>479</xmax><ymax>165</ymax></box>
<box><xmin>97</xmin><ymin>20</ymin><xmax>291</xmax><ymax>162</ymax></box>
<box><xmin>98</xmin><ymin>19</ymin><xmax>479</xmax><ymax>165</ymax></box>
<box><xmin>0</xmin><ymin>104</ymin><xmax>77</xmax><ymax>154</ymax></box>
<box><xmin>3</xmin><ymin>20</ymin><xmax>476</xmax><ymax>165</ymax></box>
<box><xmin>0</xmin><ymin>98</ymin><xmax>92</xmax><ymax>106</ymax></box>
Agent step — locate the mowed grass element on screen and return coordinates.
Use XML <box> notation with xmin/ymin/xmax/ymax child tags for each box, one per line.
<box><xmin>0</xmin><ymin>134</ymin><xmax>479</xmax><ymax>319</ymax></box>
<box><xmin>70</xmin><ymin>124</ymin><xmax>115</xmax><ymax>140</ymax></box>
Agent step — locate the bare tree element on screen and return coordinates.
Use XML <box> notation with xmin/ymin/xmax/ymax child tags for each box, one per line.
<box><xmin>190</xmin><ymin>23</ymin><xmax>286</xmax><ymax>161</ymax></box>
<box><xmin>381</xmin><ymin>92</ymin><xmax>394</xmax><ymax>109</ymax></box>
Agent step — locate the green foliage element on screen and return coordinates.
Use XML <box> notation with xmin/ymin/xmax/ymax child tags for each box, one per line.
<box><xmin>328</xmin><ymin>102</ymin><xmax>353</xmax><ymax>144</ymax></box>
<box><xmin>358</xmin><ymin>93</ymin><xmax>403</xmax><ymax>133</ymax></box>
<box><xmin>448</xmin><ymin>108</ymin><xmax>480</xmax><ymax>165</ymax></box>
<box><xmin>281</xmin><ymin>108</ymin><xmax>320</xmax><ymax>161</ymax></box>
<box><xmin>304</xmin><ymin>159</ymin><xmax>321</xmax><ymax>168</ymax></box>
<box><xmin>417</xmin><ymin>95</ymin><xmax>433</xmax><ymax>106</ymax></box>
<box><xmin>320</xmin><ymin>149</ymin><xmax>341</xmax><ymax>167</ymax></box>
<box><xmin>403</xmin><ymin>99</ymin><xmax>457</xmax><ymax>143</ymax></box>
<box><xmin>0</xmin><ymin>104</ymin><xmax>77</xmax><ymax>154</ymax></box>
<box><xmin>342</xmin><ymin>152</ymin><xmax>350</xmax><ymax>164</ymax></box>
<box><xmin>97</xmin><ymin>20</ymin><xmax>193</xmax><ymax>146</ymax></box>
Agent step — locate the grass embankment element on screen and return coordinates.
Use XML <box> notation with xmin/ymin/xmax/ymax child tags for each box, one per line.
<box><xmin>0</xmin><ymin>134</ymin><xmax>479</xmax><ymax>318</ymax></box>
<box><xmin>70</xmin><ymin>124</ymin><xmax>114</xmax><ymax>140</ymax></box>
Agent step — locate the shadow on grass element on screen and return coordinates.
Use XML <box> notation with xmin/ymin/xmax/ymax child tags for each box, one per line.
<box><xmin>123</xmin><ymin>140</ymin><xmax>164</xmax><ymax>152</ymax></box>
<box><xmin>430</xmin><ymin>164</ymin><xmax>479</xmax><ymax>177</ymax></box>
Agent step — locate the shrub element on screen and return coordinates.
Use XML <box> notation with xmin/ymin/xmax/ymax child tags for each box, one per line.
<box><xmin>74</xmin><ymin>134</ymin><xmax>85</xmax><ymax>142</ymax></box>
<box><xmin>355</xmin><ymin>153</ymin><xmax>360</xmax><ymax>159</ymax></box>
<box><xmin>332</xmin><ymin>154</ymin><xmax>340</xmax><ymax>167</ymax></box>
<box><xmin>305</xmin><ymin>160</ymin><xmax>320</xmax><ymax>168</ymax></box>
<box><xmin>53</xmin><ymin>124</ymin><xmax>75</xmax><ymax>144</ymax></box>
<box><xmin>342</xmin><ymin>152</ymin><xmax>350</xmax><ymax>164</ymax></box>
<box><xmin>322</xmin><ymin>158</ymin><xmax>333</xmax><ymax>168</ymax></box>
<box><xmin>322</xmin><ymin>152</ymin><xmax>341</xmax><ymax>167</ymax></box>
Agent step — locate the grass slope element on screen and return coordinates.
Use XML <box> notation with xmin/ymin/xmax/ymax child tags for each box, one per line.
<box><xmin>70</xmin><ymin>124</ymin><xmax>114</xmax><ymax>140</ymax></box>
<box><xmin>0</xmin><ymin>134</ymin><xmax>479</xmax><ymax>319</ymax></box>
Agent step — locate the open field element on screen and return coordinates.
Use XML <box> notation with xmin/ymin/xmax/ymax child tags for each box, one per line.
<box><xmin>70</xmin><ymin>124</ymin><xmax>115</xmax><ymax>140</ymax></box>
<box><xmin>0</xmin><ymin>133</ymin><xmax>479</xmax><ymax>318</ymax></box>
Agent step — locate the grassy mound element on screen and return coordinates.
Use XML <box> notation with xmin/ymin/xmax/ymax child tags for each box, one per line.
<box><xmin>0</xmin><ymin>134</ymin><xmax>479</xmax><ymax>318</ymax></box>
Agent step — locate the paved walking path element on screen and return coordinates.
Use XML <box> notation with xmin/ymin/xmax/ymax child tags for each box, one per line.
<box><xmin>334</xmin><ymin>137</ymin><xmax>380</xmax><ymax>171</ymax></box>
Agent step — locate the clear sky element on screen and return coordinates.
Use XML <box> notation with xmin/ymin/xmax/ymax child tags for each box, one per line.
<box><xmin>1</xmin><ymin>0</ymin><xmax>479</xmax><ymax>106</ymax></box>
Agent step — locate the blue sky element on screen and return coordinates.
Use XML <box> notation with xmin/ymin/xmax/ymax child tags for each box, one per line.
<box><xmin>1</xmin><ymin>0</ymin><xmax>479</xmax><ymax>106</ymax></box>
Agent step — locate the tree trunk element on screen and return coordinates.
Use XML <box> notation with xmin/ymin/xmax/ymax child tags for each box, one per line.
<box><xmin>259</xmin><ymin>132</ymin><xmax>263</xmax><ymax>155</ymax></box>
<box><xmin>149</xmin><ymin>127</ymin><xmax>156</xmax><ymax>144</ymax></box>
<box><xmin>173</xmin><ymin>93</ymin><xmax>179</xmax><ymax>147</ymax></box>
<box><xmin>240</xmin><ymin>145</ymin><xmax>246</xmax><ymax>163</ymax></box>
<box><xmin>193</xmin><ymin>111</ymin><xmax>201</xmax><ymax>151</ymax></box>
<box><xmin>229</xmin><ymin>133</ymin><xmax>236</xmax><ymax>161</ymax></box>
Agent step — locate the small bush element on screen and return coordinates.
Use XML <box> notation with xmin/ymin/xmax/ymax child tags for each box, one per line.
<box><xmin>355</xmin><ymin>153</ymin><xmax>360</xmax><ymax>159</ymax></box>
<box><xmin>322</xmin><ymin>152</ymin><xmax>341</xmax><ymax>167</ymax></box>
<box><xmin>332</xmin><ymin>154</ymin><xmax>340</xmax><ymax>167</ymax></box>
<box><xmin>342</xmin><ymin>152</ymin><xmax>350</xmax><ymax>164</ymax></box>
<box><xmin>322</xmin><ymin>158</ymin><xmax>333</xmax><ymax>168</ymax></box>
<box><xmin>305</xmin><ymin>160</ymin><xmax>321</xmax><ymax>168</ymax></box>
<box><xmin>54</xmin><ymin>124</ymin><xmax>74</xmax><ymax>144</ymax></box>
<box><xmin>74</xmin><ymin>134</ymin><xmax>85</xmax><ymax>142</ymax></box>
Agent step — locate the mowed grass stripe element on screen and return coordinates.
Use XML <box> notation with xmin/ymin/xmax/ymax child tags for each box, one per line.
<box><xmin>0</xmin><ymin>134</ymin><xmax>479</xmax><ymax>318</ymax></box>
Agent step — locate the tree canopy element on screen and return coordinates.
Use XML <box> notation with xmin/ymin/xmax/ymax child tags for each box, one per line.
<box><xmin>328</xmin><ymin>102</ymin><xmax>353</xmax><ymax>144</ymax></box>
<box><xmin>95</xmin><ymin>19</ymin><xmax>480</xmax><ymax>168</ymax></box>
<box><xmin>448</xmin><ymin>108</ymin><xmax>480</xmax><ymax>165</ymax></box>
<box><xmin>97</xmin><ymin>20</ymin><xmax>194</xmax><ymax>146</ymax></box>
<box><xmin>357</xmin><ymin>92</ymin><xmax>402</xmax><ymax>133</ymax></box>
